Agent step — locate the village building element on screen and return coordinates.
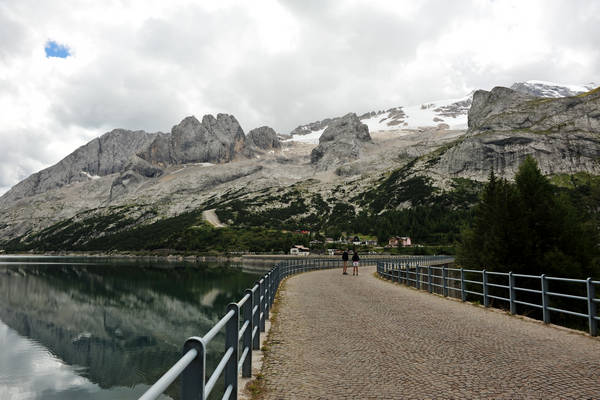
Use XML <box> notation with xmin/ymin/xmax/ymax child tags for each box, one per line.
<box><xmin>388</xmin><ymin>236</ymin><xmax>412</xmax><ymax>247</ymax></box>
<box><xmin>290</xmin><ymin>245</ymin><xmax>310</xmax><ymax>256</ymax></box>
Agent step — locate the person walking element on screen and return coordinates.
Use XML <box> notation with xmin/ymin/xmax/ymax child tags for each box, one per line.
<box><xmin>352</xmin><ymin>249</ymin><xmax>360</xmax><ymax>276</ymax></box>
<box><xmin>342</xmin><ymin>249</ymin><xmax>349</xmax><ymax>275</ymax></box>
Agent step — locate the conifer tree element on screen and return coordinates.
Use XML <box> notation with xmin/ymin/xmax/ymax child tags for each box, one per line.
<box><xmin>458</xmin><ymin>156</ymin><xmax>599</xmax><ymax>277</ymax></box>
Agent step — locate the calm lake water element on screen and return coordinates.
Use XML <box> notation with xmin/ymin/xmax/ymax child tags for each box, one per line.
<box><xmin>0</xmin><ymin>256</ymin><xmax>261</xmax><ymax>400</ymax></box>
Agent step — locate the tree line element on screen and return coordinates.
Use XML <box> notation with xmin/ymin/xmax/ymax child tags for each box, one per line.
<box><xmin>457</xmin><ymin>156</ymin><xmax>599</xmax><ymax>278</ymax></box>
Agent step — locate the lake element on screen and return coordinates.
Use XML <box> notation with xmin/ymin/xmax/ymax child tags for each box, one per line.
<box><xmin>0</xmin><ymin>256</ymin><xmax>261</xmax><ymax>399</ymax></box>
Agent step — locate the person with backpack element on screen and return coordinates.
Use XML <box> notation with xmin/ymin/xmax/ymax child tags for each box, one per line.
<box><xmin>342</xmin><ymin>249</ymin><xmax>349</xmax><ymax>275</ymax></box>
<box><xmin>352</xmin><ymin>250</ymin><xmax>360</xmax><ymax>276</ymax></box>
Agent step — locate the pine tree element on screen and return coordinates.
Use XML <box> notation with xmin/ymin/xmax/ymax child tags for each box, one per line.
<box><xmin>458</xmin><ymin>157</ymin><xmax>599</xmax><ymax>278</ymax></box>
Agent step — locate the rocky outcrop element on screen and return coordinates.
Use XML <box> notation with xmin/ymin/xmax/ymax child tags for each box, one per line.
<box><xmin>433</xmin><ymin>86</ymin><xmax>600</xmax><ymax>180</ymax></box>
<box><xmin>310</xmin><ymin>113</ymin><xmax>371</xmax><ymax>171</ymax></box>
<box><xmin>138</xmin><ymin>114</ymin><xmax>246</xmax><ymax>166</ymax></box>
<box><xmin>467</xmin><ymin>87</ymin><xmax>536</xmax><ymax>132</ymax></box>
<box><xmin>433</xmin><ymin>132</ymin><xmax>600</xmax><ymax>180</ymax></box>
<box><xmin>468</xmin><ymin>86</ymin><xmax>600</xmax><ymax>135</ymax></box>
<box><xmin>0</xmin><ymin>129</ymin><xmax>158</xmax><ymax>206</ymax></box>
<box><xmin>108</xmin><ymin>156</ymin><xmax>164</xmax><ymax>201</ymax></box>
<box><xmin>246</xmin><ymin>126</ymin><xmax>281</xmax><ymax>151</ymax></box>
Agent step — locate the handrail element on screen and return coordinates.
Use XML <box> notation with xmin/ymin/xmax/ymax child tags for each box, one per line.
<box><xmin>204</xmin><ymin>309</ymin><xmax>235</xmax><ymax>345</ymax></box>
<box><xmin>140</xmin><ymin>255</ymin><xmax>437</xmax><ymax>400</ymax></box>
<box><xmin>237</xmin><ymin>293</ymin><xmax>251</xmax><ymax>308</ymax></box>
<box><xmin>138</xmin><ymin>348</ymin><xmax>198</xmax><ymax>400</ymax></box>
<box><xmin>377</xmin><ymin>261</ymin><xmax>599</xmax><ymax>337</ymax></box>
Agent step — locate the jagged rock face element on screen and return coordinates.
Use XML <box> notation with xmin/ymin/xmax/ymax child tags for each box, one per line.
<box><xmin>434</xmin><ymin>131</ymin><xmax>600</xmax><ymax>180</ymax></box>
<box><xmin>139</xmin><ymin>114</ymin><xmax>246</xmax><ymax>166</ymax></box>
<box><xmin>468</xmin><ymin>86</ymin><xmax>600</xmax><ymax>135</ymax></box>
<box><xmin>0</xmin><ymin>129</ymin><xmax>158</xmax><ymax>206</ymax></box>
<box><xmin>434</xmin><ymin>86</ymin><xmax>600</xmax><ymax>180</ymax></box>
<box><xmin>109</xmin><ymin>156</ymin><xmax>164</xmax><ymax>201</ymax></box>
<box><xmin>246</xmin><ymin>126</ymin><xmax>281</xmax><ymax>150</ymax></box>
<box><xmin>310</xmin><ymin>113</ymin><xmax>371</xmax><ymax>171</ymax></box>
<box><xmin>467</xmin><ymin>87</ymin><xmax>536</xmax><ymax>131</ymax></box>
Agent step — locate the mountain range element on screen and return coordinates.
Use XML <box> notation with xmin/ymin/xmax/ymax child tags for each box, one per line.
<box><xmin>1</xmin><ymin>80</ymin><xmax>599</xmax><ymax>251</ymax></box>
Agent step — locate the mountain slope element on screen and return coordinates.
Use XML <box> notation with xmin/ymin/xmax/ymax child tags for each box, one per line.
<box><xmin>427</xmin><ymin>86</ymin><xmax>600</xmax><ymax>180</ymax></box>
<box><xmin>0</xmin><ymin>129</ymin><xmax>159</xmax><ymax>206</ymax></box>
<box><xmin>1</xmin><ymin>81</ymin><xmax>599</xmax><ymax>251</ymax></box>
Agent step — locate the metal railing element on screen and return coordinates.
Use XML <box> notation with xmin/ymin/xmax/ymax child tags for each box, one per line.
<box><xmin>377</xmin><ymin>261</ymin><xmax>599</xmax><ymax>337</ymax></box>
<box><xmin>139</xmin><ymin>256</ymin><xmax>449</xmax><ymax>400</ymax></box>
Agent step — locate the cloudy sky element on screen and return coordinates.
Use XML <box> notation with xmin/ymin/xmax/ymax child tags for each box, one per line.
<box><xmin>1</xmin><ymin>0</ymin><xmax>599</xmax><ymax>194</ymax></box>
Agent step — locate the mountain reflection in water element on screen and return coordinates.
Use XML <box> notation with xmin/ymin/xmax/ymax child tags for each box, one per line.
<box><xmin>0</xmin><ymin>257</ymin><xmax>260</xmax><ymax>399</ymax></box>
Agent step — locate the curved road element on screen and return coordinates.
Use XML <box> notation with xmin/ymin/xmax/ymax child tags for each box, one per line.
<box><xmin>202</xmin><ymin>209</ymin><xmax>226</xmax><ymax>228</ymax></box>
<box><xmin>259</xmin><ymin>266</ymin><xmax>600</xmax><ymax>399</ymax></box>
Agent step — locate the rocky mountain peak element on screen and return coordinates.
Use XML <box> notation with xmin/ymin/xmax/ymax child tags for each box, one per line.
<box><xmin>310</xmin><ymin>113</ymin><xmax>371</xmax><ymax>171</ymax></box>
<box><xmin>318</xmin><ymin>113</ymin><xmax>371</xmax><ymax>143</ymax></box>
<box><xmin>468</xmin><ymin>87</ymin><xmax>536</xmax><ymax>131</ymax></box>
<box><xmin>468</xmin><ymin>86</ymin><xmax>600</xmax><ymax>135</ymax></box>
<box><xmin>432</xmin><ymin>85</ymin><xmax>600</xmax><ymax>181</ymax></box>
<box><xmin>246</xmin><ymin>126</ymin><xmax>281</xmax><ymax>151</ymax></box>
<box><xmin>0</xmin><ymin>128</ymin><xmax>158</xmax><ymax>206</ymax></box>
<box><xmin>138</xmin><ymin>113</ymin><xmax>246</xmax><ymax>166</ymax></box>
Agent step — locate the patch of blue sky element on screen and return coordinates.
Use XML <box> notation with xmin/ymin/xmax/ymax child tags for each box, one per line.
<box><xmin>45</xmin><ymin>41</ymin><xmax>71</xmax><ymax>58</ymax></box>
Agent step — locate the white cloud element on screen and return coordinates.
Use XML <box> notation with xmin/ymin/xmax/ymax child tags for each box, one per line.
<box><xmin>0</xmin><ymin>0</ymin><xmax>599</xmax><ymax>194</ymax></box>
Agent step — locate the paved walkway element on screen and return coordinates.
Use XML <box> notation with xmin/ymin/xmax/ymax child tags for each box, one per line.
<box><xmin>259</xmin><ymin>266</ymin><xmax>600</xmax><ymax>399</ymax></box>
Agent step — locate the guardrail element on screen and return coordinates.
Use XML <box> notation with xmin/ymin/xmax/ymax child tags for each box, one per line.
<box><xmin>377</xmin><ymin>261</ymin><xmax>599</xmax><ymax>336</ymax></box>
<box><xmin>139</xmin><ymin>255</ymin><xmax>452</xmax><ymax>400</ymax></box>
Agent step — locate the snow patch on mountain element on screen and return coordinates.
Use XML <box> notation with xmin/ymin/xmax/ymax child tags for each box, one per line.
<box><xmin>288</xmin><ymin>94</ymin><xmax>472</xmax><ymax>143</ymax></box>
<box><xmin>284</xmin><ymin>127</ymin><xmax>326</xmax><ymax>145</ymax></box>
<box><xmin>81</xmin><ymin>171</ymin><xmax>100</xmax><ymax>180</ymax></box>
<box><xmin>510</xmin><ymin>80</ymin><xmax>598</xmax><ymax>98</ymax></box>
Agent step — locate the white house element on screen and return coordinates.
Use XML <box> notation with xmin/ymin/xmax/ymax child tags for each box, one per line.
<box><xmin>290</xmin><ymin>245</ymin><xmax>310</xmax><ymax>256</ymax></box>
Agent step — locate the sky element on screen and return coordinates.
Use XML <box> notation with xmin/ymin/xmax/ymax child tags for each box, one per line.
<box><xmin>0</xmin><ymin>0</ymin><xmax>599</xmax><ymax>195</ymax></box>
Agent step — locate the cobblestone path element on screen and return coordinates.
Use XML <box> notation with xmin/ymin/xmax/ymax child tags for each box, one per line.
<box><xmin>260</xmin><ymin>266</ymin><xmax>600</xmax><ymax>399</ymax></box>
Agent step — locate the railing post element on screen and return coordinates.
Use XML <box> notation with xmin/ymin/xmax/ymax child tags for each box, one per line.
<box><xmin>259</xmin><ymin>279</ymin><xmax>265</xmax><ymax>332</ymax></box>
<box><xmin>442</xmin><ymin>266</ymin><xmax>448</xmax><ymax>297</ymax></box>
<box><xmin>265</xmin><ymin>273</ymin><xmax>270</xmax><ymax>321</ymax></box>
<box><xmin>181</xmin><ymin>337</ymin><xmax>206</xmax><ymax>400</ymax></box>
<box><xmin>541</xmin><ymin>274</ymin><xmax>550</xmax><ymax>324</ymax></box>
<box><xmin>587</xmin><ymin>278</ymin><xmax>597</xmax><ymax>336</ymax></box>
<box><xmin>224</xmin><ymin>303</ymin><xmax>239</xmax><ymax>400</ymax></box>
<box><xmin>416</xmin><ymin>265</ymin><xmax>421</xmax><ymax>290</ymax></box>
<box><xmin>509</xmin><ymin>272</ymin><xmax>516</xmax><ymax>315</ymax></box>
<box><xmin>460</xmin><ymin>268</ymin><xmax>465</xmax><ymax>302</ymax></box>
<box><xmin>252</xmin><ymin>286</ymin><xmax>260</xmax><ymax>350</ymax></box>
<box><xmin>271</xmin><ymin>268</ymin><xmax>275</xmax><ymax>305</ymax></box>
<box><xmin>428</xmin><ymin>266</ymin><xmax>432</xmax><ymax>293</ymax></box>
<box><xmin>387</xmin><ymin>262</ymin><xmax>390</xmax><ymax>280</ymax></box>
<box><xmin>482</xmin><ymin>270</ymin><xmax>489</xmax><ymax>307</ymax></box>
<box><xmin>242</xmin><ymin>289</ymin><xmax>253</xmax><ymax>377</ymax></box>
